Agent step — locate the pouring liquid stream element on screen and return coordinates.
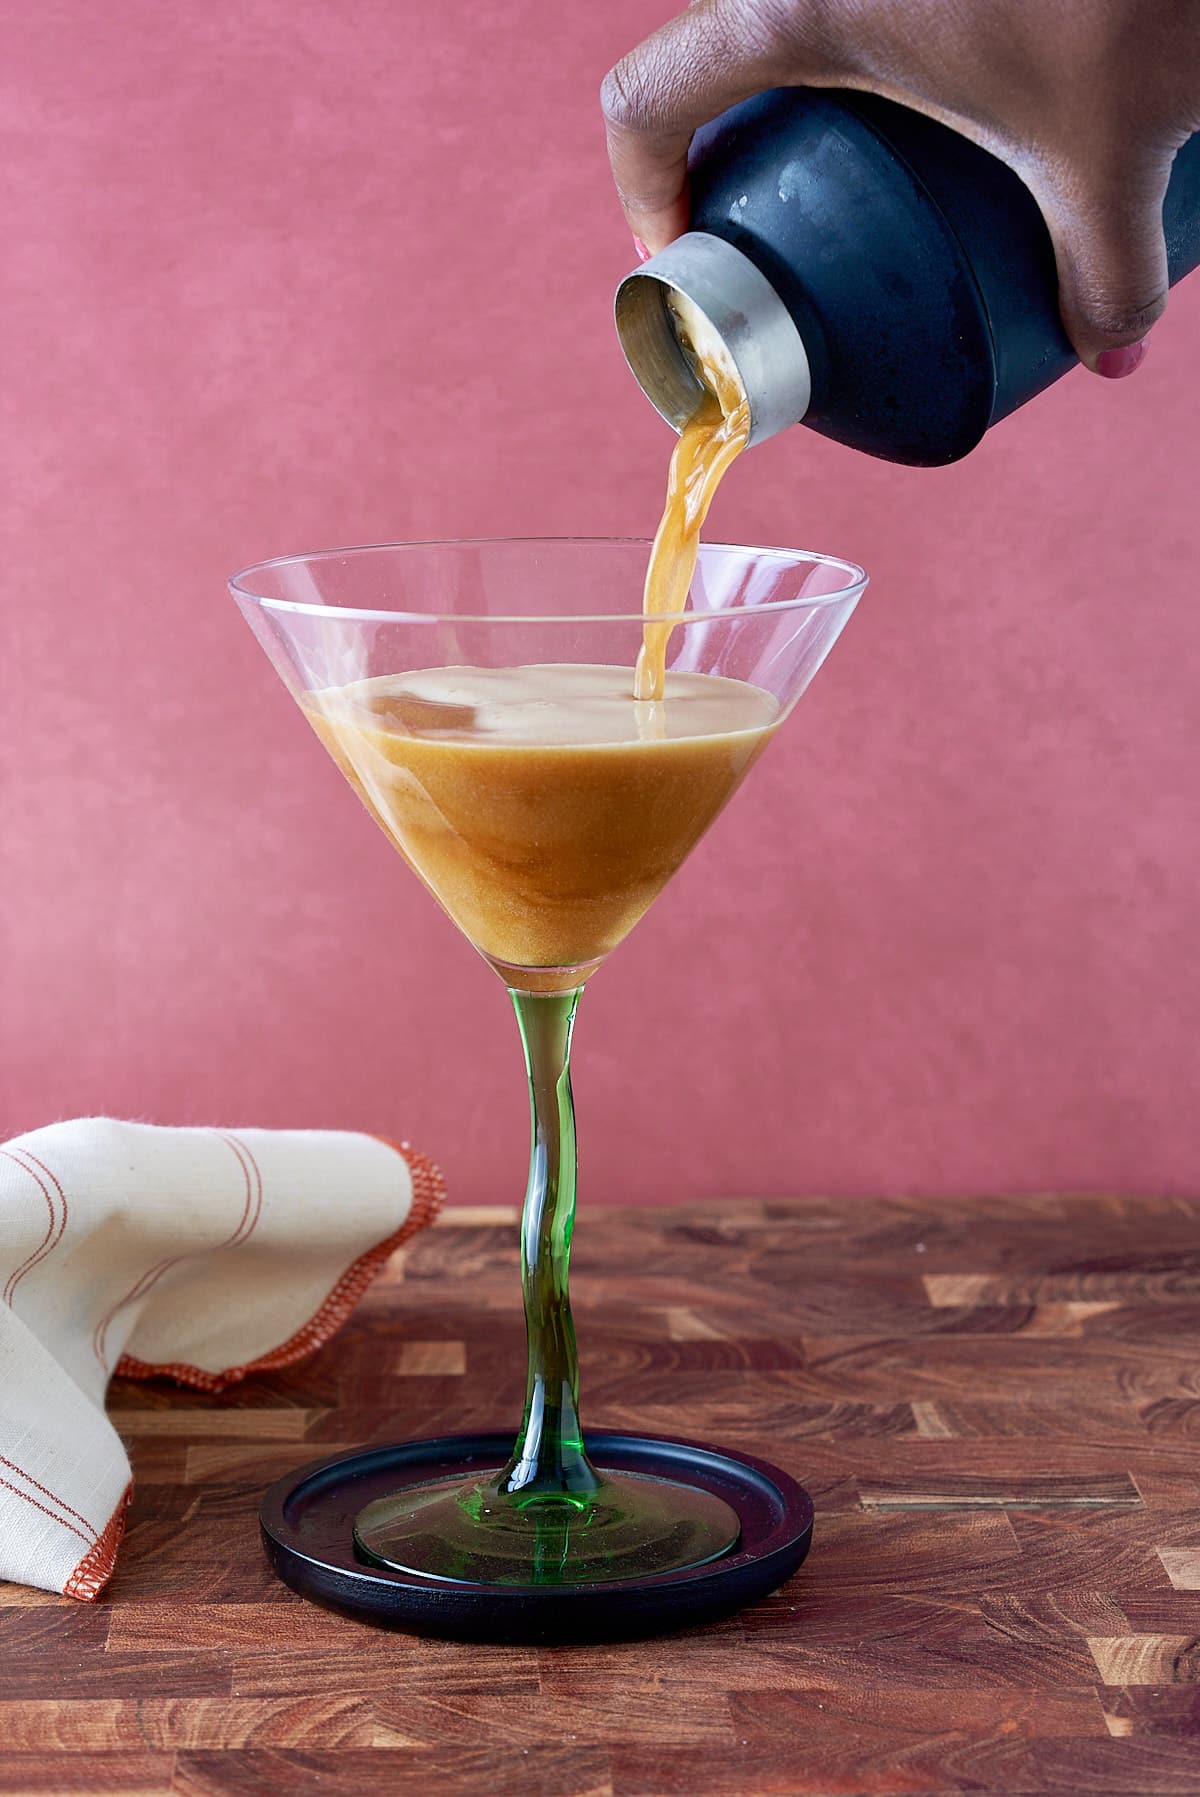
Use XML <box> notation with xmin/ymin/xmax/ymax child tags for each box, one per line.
<box><xmin>635</xmin><ymin>302</ymin><xmax>751</xmax><ymax>707</ymax></box>
<box><xmin>297</xmin><ymin>302</ymin><xmax>765</xmax><ymax>992</ymax></box>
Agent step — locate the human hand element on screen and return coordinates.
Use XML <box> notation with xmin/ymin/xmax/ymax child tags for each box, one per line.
<box><xmin>602</xmin><ymin>0</ymin><xmax>1200</xmax><ymax>374</ymax></box>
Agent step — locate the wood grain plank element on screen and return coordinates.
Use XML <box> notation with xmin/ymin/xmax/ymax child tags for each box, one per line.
<box><xmin>369</xmin><ymin>1690</ymin><xmax>734</xmax><ymax>1748</ymax></box>
<box><xmin>801</xmin><ymin>1332</ymin><xmax>1198</xmax><ymax>1402</ymax></box>
<box><xmin>694</xmin><ymin>1436</ymin><xmax>1200</xmax><ymax>1495</ymax></box>
<box><xmin>1100</xmin><ymin>1685</ymin><xmax>1200</xmax><ymax>1737</ymax></box>
<box><xmin>0</xmin><ymin>1609</ymin><xmax>111</xmax><ymax>1651</ymax></box>
<box><xmin>599</xmin><ymin>1335</ymin><xmax>809</xmax><ymax>1372</ymax></box>
<box><xmin>172</xmin><ymin>1747</ymin><xmax>611</xmax><ymax>1797</ymax></box>
<box><xmin>4</xmin><ymin>1196</ymin><xmax>1200</xmax><ymax>1795</ymax></box>
<box><xmin>922</xmin><ymin>1260</ymin><xmax>1200</xmax><ymax>1306</ymax></box>
<box><xmin>1158</xmin><ymin>1549</ymin><xmax>1200</xmax><ymax>1590</ymax></box>
<box><xmin>0</xmin><ymin>1755</ymin><xmax>175</xmax><ymax>1794</ymax></box>
<box><xmin>0</xmin><ymin>1584</ymin><xmax>78</xmax><ymax>1609</ymax></box>
<box><xmin>539</xmin><ymin>1592</ymin><xmax>1112</xmax><ymax>1695</ymax></box>
<box><xmin>0</xmin><ymin>1654</ymin><xmax>233</xmax><ymax>1702</ymax></box>
<box><xmin>588</xmin><ymin>1390</ymin><xmax>917</xmax><ymax>1440</ymax></box>
<box><xmin>1004</xmin><ymin>1510</ymin><xmax>1200</xmax><ymax>1596</ymax></box>
<box><xmin>973</xmin><ymin>1588</ymin><xmax>1133</xmax><ymax>1639</ymax></box>
<box><xmin>1140</xmin><ymin>1398</ymin><xmax>1200</xmax><ymax>1438</ymax></box>
<box><xmin>437</xmin><ymin>1205</ymin><xmax>521</xmax><ymax>1225</ymax></box>
<box><xmin>107</xmin><ymin>1522</ymin><xmax>283</xmax><ymax>1603</ymax></box>
<box><xmin>181</xmin><ymin>1444</ymin><xmax>359</xmax><ymax>1485</ymax></box>
<box><xmin>388</xmin><ymin>1340</ymin><xmax>467</xmax><ymax>1375</ymax></box>
<box><xmin>735</xmin><ymin>1591</ymin><xmax>1102</xmax><ymax>1688</ymax></box>
<box><xmin>907</xmin><ymin>1395</ymin><xmax>1151</xmax><ymax>1443</ymax></box>
<box><xmin>118</xmin><ymin>1483</ymin><xmax>267</xmax><ymax>1527</ymax></box>
<box><xmin>0</xmin><ymin>1697</ymin><xmax>376</xmax><ymax>1750</ymax></box>
<box><xmin>108</xmin><ymin>1409</ymin><xmax>310</xmax><ymax>1440</ymax></box>
<box><xmin>612</xmin><ymin>1736</ymin><xmax>1200</xmax><ymax>1796</ymax></box>
<box><xmin>107</xmin><ymin>1603</ymin><xmax>368</xmax><ymax>1654</ymax></box>
<box><xmin>776</xmin><ymin>1508</ymin><xmax>1024</xmax><ymax>1597</ymax></box>
<box><xmin>730</xmin><ymin>1683</ymin><xmax>1107</xmax><ymax>1740</ymax></box>
<box><xmin>857</xmin><ymin>1472</ymin><xmax>1141</xmax><ymax>1510</ymax></box>
<box><xmin>1130</xmin><ymin>1469</ymin><xmax>1200</xmax><ymax>1510</ymax></box>
<box><xmin>1088</xmin><ymin>1636</ymin><xmax>1200</xmax><ymax>1685</ymax></box>
<box><xmin>230</xmin><ymin>1647</ymin><xmax>540</xmax><ymax>1699</ymax></box>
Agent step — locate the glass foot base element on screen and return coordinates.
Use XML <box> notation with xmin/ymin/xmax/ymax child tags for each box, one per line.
<box><xmin>353</xmin><ymin>1467</ymin><xmax>741</xmax><ymax>1586</ymax></box>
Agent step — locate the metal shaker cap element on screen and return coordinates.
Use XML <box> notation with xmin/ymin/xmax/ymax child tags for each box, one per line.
<box><xmin>614</xmin><ymin>232</ymin><xmax>812</xmax><ymax>448</ymax></box>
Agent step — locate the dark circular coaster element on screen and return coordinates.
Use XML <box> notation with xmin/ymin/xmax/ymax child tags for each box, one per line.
<box><xmin>259</xmin><ymin>1431</ymin><xmax>814</xmax><ymax>1644</ymax></box>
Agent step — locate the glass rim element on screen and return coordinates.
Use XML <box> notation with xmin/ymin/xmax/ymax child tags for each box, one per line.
<box><xmin>228</xmin><ymin>536</ymin><xmax>868</xmax><ymax>626</ymax></box>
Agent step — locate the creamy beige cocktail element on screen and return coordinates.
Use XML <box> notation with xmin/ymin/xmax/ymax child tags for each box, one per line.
<box><xmin>306</xmin><ymin>661</ymin><xmax>777</xmax><ymax>990</ymax></box>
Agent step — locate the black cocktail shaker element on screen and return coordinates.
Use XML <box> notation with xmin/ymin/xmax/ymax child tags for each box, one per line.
<box><xmin>614</xmin><ymin>88</ymin><xmax>1200</xmax><ymax>466</ymax></box>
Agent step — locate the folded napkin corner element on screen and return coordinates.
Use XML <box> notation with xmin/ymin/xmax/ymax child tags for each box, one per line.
<box><xmin>0</xmin><ymin>1120</ymin><xmax>445</xmax><ymax>1601</ymax></box>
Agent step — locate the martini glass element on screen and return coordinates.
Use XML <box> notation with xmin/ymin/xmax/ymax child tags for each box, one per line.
<box><xmin>231</xmin><ymin>539</ymin><xmax>864</xmax><ymax>1592</ymax></box>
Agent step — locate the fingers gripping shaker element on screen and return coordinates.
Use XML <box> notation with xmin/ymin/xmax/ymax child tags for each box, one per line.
<box><xmin>615</xmin><ymin>89</ymin><xmax>1200</xmax><ymax>466</ymax></box>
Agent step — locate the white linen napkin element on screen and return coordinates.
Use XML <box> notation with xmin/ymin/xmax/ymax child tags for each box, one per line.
<box><xmin>0</xmin><ymin>1118</ymin><xmax>443</xmax><ymax>1601</ymax></box>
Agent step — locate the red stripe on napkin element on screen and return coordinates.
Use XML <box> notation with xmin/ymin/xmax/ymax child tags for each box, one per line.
<box><xmin>113</xmin><ymin>1143</ymin><xmax>445</xmax><ymax>1392</ymax></box>
<box><xmin>0</xmin><ymin>1453</ymin><xmax>100</xmax><ymax>1540</ymax></box>
<box><xmin>91</xmin><ymin>1130</ymin><xmax>271</xmax><ymax>1372</ymax></box>
<box><xmin>1</xmin><ymin>1150</ymin><xmax>68</xmax><ymax>1304</ymax></box>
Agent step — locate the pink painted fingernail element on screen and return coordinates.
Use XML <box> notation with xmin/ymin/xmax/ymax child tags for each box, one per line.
<box><xmin>633</xmin><ymin>236</ymin><xmax>651</xmax><ymax>263</ymax></box>
<box><xmin>1096</xmin><ymin>337</ymin><xmax>1149</xmax><ymax>379</ymax></box>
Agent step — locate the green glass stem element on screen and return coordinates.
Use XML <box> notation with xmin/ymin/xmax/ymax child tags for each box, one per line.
<box><xmin>498</xmin><ymin>986</ymin><xmax>601</xmax><ymax>1503</ymax></box>
<box><xmin>351</xmin><ymin>978</ymin><xmax>743</xmax><ymax>1583</ymax></box>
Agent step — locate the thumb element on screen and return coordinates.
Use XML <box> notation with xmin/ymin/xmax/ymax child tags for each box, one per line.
<box><xmin>1029</xmin><ymin>153</ymin><xmax>1173</xmax><ymax>376</ymax></box>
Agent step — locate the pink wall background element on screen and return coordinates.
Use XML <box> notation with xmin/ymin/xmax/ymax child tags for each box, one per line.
<box><xmin>3</xmin><ymin>1</ymin><xmax>1198</xmax><ymax>1206</ymax></box>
